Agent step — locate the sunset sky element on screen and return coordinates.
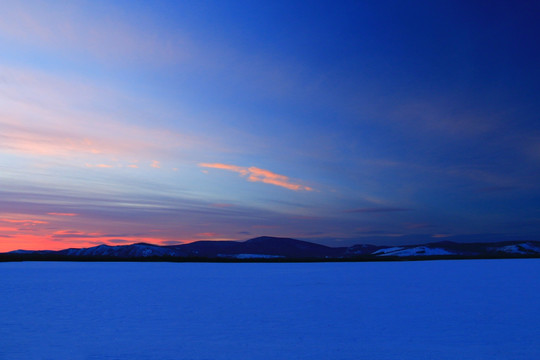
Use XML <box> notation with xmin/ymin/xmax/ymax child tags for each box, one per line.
<box><xmin>1</xmin><ymin>1</ymin><xmax>539</xmax><ymax>251</ymax></box>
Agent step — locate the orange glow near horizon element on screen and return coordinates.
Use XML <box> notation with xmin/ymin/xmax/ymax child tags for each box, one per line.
<box><xmin>0</xmin><ymin>215</ymin><xmax>237</xmax><ymax>252</ymax></box>
<box><xmin>0</xmin><ymin>232</ymin><xmax>197</xmax><ymax>252</ymax></box>
<box><xmin>0</xmin><ymin>211</ymin><xmax>248</xmax><ymax>252</ymax></box>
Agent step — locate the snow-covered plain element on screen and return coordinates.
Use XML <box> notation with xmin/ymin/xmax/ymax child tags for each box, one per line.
<box><xmin>1</xmin><ymin>260</ymin><xmax>539</xmax><ymax>359</ymax></box>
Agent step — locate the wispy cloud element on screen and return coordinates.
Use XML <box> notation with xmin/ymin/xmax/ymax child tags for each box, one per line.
<box><xmin>199</xmin><ymin>163</ymin><xmax>313</xmax><ymax>191</ymax></box>
<box><xmin>200</xmin><ymin>163</ymin><xmax>249</xmax><ymax>175</ymax></box>
<box><xmin>161</xmin><ymin>240</ymin><xmax>185</xmax><ymax>246</ymax></box>
<box><xmin>404</xmin><ymin>223</ymin><xmax>434</xmax><ymax>229</ymax></box>
<box><xmin>108</xmin><ymin>239</ymin><xmax>133</xmax><ymax>244</ymax></box>
<box><xmin>0</xmin><ymin>65</ymin><xmax>220</xmax><ymax>170</ymax></box>
<box><xmin>0</xmin><ymin>185</ymin><xmax>318</xmax><ymax>251</ymax></box>
<box><xmin>85</xmin><ymin>164</ymin><xmax>114</xmax><ymax>168</ymax></box>
<box><xmin>432</xmin><ymin>234</ymin><xmax>452</xmax><ymax>238</ymax></box>
<box><xmin>393</xmin><ymin>100</ymin><xmax>498</xmax><ymax>137</ymax></box>
<box><xmin>211</xmin><ymin>203</ymin><xmax>234</xmax><ymax>208</ymax></box>
<box><xmin>0</xmin><ymin>2</ymin><xmax>193</xmax><ymax>66</ymax></box>
<box><xmin>1</xmin><ymin>110</ymin><xmax>193</xmax><ymax>163</ymax></box>
<box><xmin>344</xmin><ymin>207</ymin><xmax>412</xmax><ymax>213</ymax></box>
<box><xmin>0</xmin><ymin>218</ymin><xmax>48</xmax><ymax>225</ymax></box>
<box><xmin>476</xmin><ymin>186</ymin><xmax>517</xmax><ymax>193</ymax></box>
<box><xmin>196</xmin><ymin>232</ymin><xmax>219</xmax><ymax>238</ymax></box>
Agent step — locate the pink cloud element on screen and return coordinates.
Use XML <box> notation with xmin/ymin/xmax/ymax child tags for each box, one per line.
<box><xmin>210</xmin><ymin>203</ymin><xmax>233</xmax><ymax>208</ymax></box>
<box><xmin>0</xmin><ymin>66</ymin><xmax>214</xmax><ymax>167</ymax></box>
<box><xmin>1</xmin><ymin>116</ymin><xmax>195</xmax><ymax>163</ymax></box>
<box><xmin>247</xmin><ymin>166</ymin><xmax>313</xmax><ymax>191</ymax></box>
<box><xmin>0</xmin><ymin>225</ymin><xmax>20</xmax><ymax>232</ymax></box>
<box><xmin>199</xmin><ymin>163</ymin><xmax>249</xmax><ymax>176</ymax></box>
<box><xmin>1</xmin><ymin>218</ymin><xmax>48</xmax><ymax>225</ymax></box>
<box><xmin>47</xmin><ymin>213</ymin><xmax>78</xmax><ymax>217</ymax></box>
<box><xmin>199</xmin><ymin>163</ymin><xmax>313</xmax><ymax>191</ymax></box>
<box><xmin>196</xmin><ymin>232</ymin><xmax>218</xmax><ymax>238</ymax></box>
<box><xmin>86</xmin><ymin>163</ymin><xmax>114</xmax><ymax>168</ymax></box>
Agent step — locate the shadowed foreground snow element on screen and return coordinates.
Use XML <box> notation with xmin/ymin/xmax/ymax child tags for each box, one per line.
<box><xmin>1</xmin><ymin>260</ymin><xmax>539</xmax><ymax>359</ymax></box>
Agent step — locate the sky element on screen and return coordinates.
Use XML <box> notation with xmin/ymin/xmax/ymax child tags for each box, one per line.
<box><xmin>1</xmin><ymin>0</ymin><xmax>539</xmax><ymax>251</ymax></box>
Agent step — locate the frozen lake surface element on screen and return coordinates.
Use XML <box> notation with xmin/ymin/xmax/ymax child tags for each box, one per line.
<box><xmin>1</xmin><ymin>260</ymin><xmax>539</xmax><ymax>359</ymax></box>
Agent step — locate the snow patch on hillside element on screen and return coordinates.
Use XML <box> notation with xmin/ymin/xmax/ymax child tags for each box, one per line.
<box><xmin>496</xmin><ymin>243</ymin><xmax>540</xmax><ymax>254</ymax></box>
<box><xmin>374</xmin><ymin>246</ymin><xmax>454</xmax><ymax>256</ymax></box>
<box><xmin>372</xmin><ymin>247</ymin><xmax>404</xmax><ymax>255</ymax></box>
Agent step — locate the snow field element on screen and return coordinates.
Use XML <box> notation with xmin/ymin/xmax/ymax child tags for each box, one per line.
<box><xmin>1</xmin><ymin>260</ymin><xmax>539</xmax><ymax>359</ymax></box>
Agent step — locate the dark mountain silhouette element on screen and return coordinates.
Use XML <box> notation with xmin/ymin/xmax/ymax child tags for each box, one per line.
<box><xmin>2</xmin><ymin>236</ymin><xmax>540</xmax><ymax>261</ymax></box>
<box><xmin>54</xmin><ymin>237</ymin><xmax>346</xmax><ymax>259</ymax></box>
<box><xmin>239</xmin><ymin>236</ymin><xmax>346</xmax><ymax>258</ymax></box>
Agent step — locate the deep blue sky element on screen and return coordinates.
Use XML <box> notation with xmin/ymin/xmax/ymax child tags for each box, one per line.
<box><xmin>1</xmin><ymin>0</ymin><xmax>539</xmax><ymax>250</ymax></box>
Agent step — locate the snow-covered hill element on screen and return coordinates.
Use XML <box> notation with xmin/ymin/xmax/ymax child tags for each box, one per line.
<box><xmin>59</xmin><ymin>243</ymin><xmax>183</xmax><ymax>257</ymax></box>
<box><xmin>3</xmin><ymin>237</ymin><xmax>540</xmax><ymax>260</ymax></box>
<box><xmin>372</xmin><ymin>246</ymin><xmax>454</xmax><ymax>257</ymax></box>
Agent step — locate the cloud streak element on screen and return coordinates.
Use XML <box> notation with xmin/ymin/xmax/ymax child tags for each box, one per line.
<box><xmin>199</xmin><ymin>163</ymin><xmax>313</xmax><ymax>191</ymax></box>
<box><xmin>0</xmin><ymin>2</ymin><xmax>192</xmax><ymax>66</ymax></box>
<box><xmin>344</xmin><ymin>207</ymin><xmax>412</xmax><ymax>213</ymax></box>
<box><xmin>0</xmin><ymin>184</ymin><xmax>314</xmax><ymax>251</ymax></box>
<box><xmin>0</xmin><ymin>65</ymin><xmax>218</xmax><ymax>165</ymax></box>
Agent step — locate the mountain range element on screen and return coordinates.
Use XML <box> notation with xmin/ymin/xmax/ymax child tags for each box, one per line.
<box><xmin>3</xmin><ymin>236</ymin><xmax>540</xmax><ymax>261</ymax></box>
